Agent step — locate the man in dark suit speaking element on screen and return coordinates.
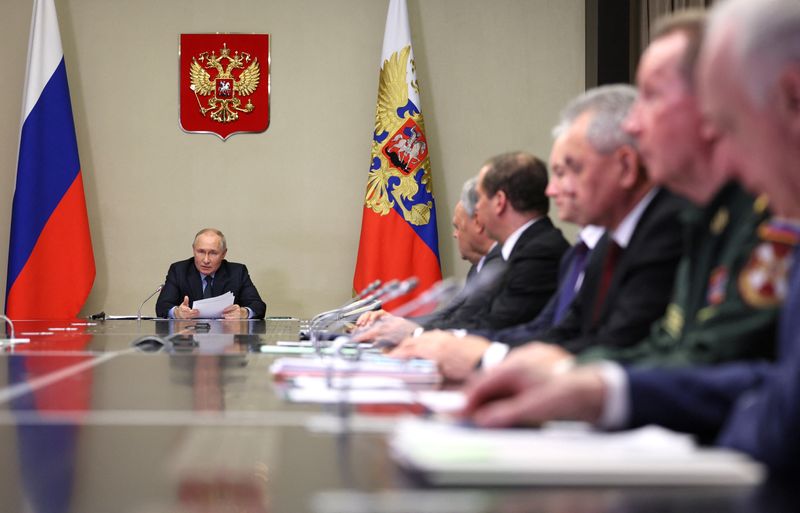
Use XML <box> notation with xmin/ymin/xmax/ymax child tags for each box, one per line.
<box><xmin>155</xmin><ymin>228</ymin><xmax>266</xmax><ymax>319</ymax></box>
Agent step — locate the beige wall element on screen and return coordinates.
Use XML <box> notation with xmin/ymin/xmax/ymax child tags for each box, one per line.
<box><xmin>0</xmin><ymin>0</ymin><xmax>584</xmax><ymax>318</ymax></box>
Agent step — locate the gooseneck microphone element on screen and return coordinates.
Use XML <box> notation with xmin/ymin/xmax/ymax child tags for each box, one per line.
<box><xmin>307</xmin><ymin>277</ymin><xmax>419</xmax><ymax>353</ymax></box>
<box><xmin>309</xmin><ymin>280</ymin><xmax>383</xmax><ymax>325</ymax></box>
<box><xmin>354</xmin><ymin>279</ymin><xmax>382</xmax><ymax>301</ymax></box>
<box><xmin>137</xmin><ymin>284</ymin><xmax>164</xmax><ymax>321</ymax></box>
<box><xmin>389</xmin><ymin>277</ymin><xmax>462</xmax><ymax>318</ymax></box>
<box><xmin>0</xmin><ymin>314</ymin><xmax>30</xmax><ymax>347</ymax></box>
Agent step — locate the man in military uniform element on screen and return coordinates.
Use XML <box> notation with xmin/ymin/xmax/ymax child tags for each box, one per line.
<box><xmin>575</xmin><ymin>11</ymin><xmax>781</xmax><ymax>367</ymax></box>
<box><xmin>491</xmin><ymin>11</ymin><xmax>782</xmax><ymax>372</ymax></box>
<box><xmin>462</xmin><ymin>0</ymin><xmax>800</xmax><ymax>475</ymax></box>
<box><xmin>388</xmin><ymin>12</ymin><xmax>783</xmax><ymax>381</ymax></box>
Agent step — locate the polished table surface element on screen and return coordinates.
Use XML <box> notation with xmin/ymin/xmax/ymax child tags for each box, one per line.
<box><xmin>0</xmin><ymin>319</ymin><xmax>793</xmax><ymax>513</ymax></box>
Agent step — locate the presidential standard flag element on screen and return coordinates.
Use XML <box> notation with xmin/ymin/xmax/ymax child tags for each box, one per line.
<box><xmin>353</xmin><ymin>0</ymin><xmax>442</xmax><ymax>305</ymax></box>
<box><xmin>6</xmin><ymin>0</ymin><xmax>95</xmax><ymax>319</ymax></box>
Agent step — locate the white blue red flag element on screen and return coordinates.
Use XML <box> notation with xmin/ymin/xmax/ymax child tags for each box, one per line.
<box><xmin>6</xmin><ymin>0</ymin><xmax>95</xmax><ymax>319</ymax></box>
<box><xmin>353</xmin><ymin>0</ymin><xmax>441</xmax><ymax>306</ymax></box>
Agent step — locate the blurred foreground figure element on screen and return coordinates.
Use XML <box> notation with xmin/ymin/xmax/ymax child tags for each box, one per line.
<box><xmin>464</xmin><ymin>0</ymin><xmax>800</xmax><ymax>475</ymax></box>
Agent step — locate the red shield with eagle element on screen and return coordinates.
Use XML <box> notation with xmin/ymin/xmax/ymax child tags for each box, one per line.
<box><xmin>179</xmin><ymin>34</ymin><xmax>270</xmax><ymax>140</ymax></box>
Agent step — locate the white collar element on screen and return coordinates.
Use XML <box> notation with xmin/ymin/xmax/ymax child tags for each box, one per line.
<box><xmin>501</xmin><ymin>217</ymin><xmax>540</xmax><ymax>260</ymax></box>
<box><xmin>611</xmin><ymin>188</ymin><xmax>658</xmax><ymax>249</ymax></box>
<box><xmin>578</xmin><ymin>225</ymin><xmax>605</xmax><ymax>250</ymax></box>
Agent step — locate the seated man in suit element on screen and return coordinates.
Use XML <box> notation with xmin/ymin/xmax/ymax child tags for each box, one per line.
<box><xmin>414</xmin><ymin>177</ymin><xmax>501</xmax><ymax>327</ymax></box>
<box><xmin>354</xmin><ymin>154</ymin><xmax>569</xmax><ymax>342</ymax></box>
<box><xmin>392</xmin><ymin>85</ymin><xmax>686</xmax><ymax>379</ymax></box>
<box><xmin>354</xmin><ymin>178</ymin><xmax>499</xmax><ymax>333</ymax></box>
<box><xmin>155</xmin><ymin>228</ymin><xmax>266</xmax><ymax>319</ymax></box>
<box><xmin>461</xmin><ymin>132</ymin><xmax>605</xmax><ymax>346</ymax></box>
<box><xmin>454</xmin><ymin>177</ymin><xmax>498</xmax><ymax>277</ymax></box>
<box><xmin>463</xmin><ymin>10</ymin><xmax>779</xmax><ymax>373</ymax></box>
<box><xmin>462</xmin><ymin>0</ymin><xmax>800</xmax><ymax>475</ymax></box>
<box><xmin>384</xmin><ymin>129</ymin><xmax>604</xmax><ymax>379</ymax></box>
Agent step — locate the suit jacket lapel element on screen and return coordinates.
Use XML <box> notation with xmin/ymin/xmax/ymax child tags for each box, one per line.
<box><xmin>212</xmin><ymin>261</ymin><xmax>230</xmax><ymax>297</ymax></box>
<box><xmin>588</xmin><ymin>189</ymin><xmax>666</xmax><ymax>327</ymax></box>
<box><xmin>507</xmin><ymin>217</ymin><xmax>552</xmax><ymax>261</ymax></box>
<box><xmin>602</xmin><ymin>189</ymin><xmax>666</xmax><ymax>316</ymax></box>
<box><xmin>212</xmin><ymin>260</ymin><xmax>233</xmax><ymax>299</ymax></box>
<box><xmin>489</xmin><ymin>218</ymin><xmax>551</xmax><ymax>303</ymax></box>
<box><xmin>581</xmin><ymin>233</ymin><xmax>610</xmax><ymax>332</ymax></box>
<box><xmin>186</xmin><ymin>261</ymin><xmax>204</xmax><ymax>302</ymax></box>
<box><xmin>466</xmin><ymin>263</ymin><xmax>478</xmax><ymax>283</ymax></box>
<box><xmin>484</xmin><ymin>244</ymin><xmax>503</xmax><ymax>264</ymax></box>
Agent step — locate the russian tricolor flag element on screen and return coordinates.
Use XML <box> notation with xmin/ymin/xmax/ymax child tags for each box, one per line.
<box><xmin>353</xmin><ymin>0</ymin><xmax>441</xmax><ymax>308</ymax></box>
<box><xmin>5</xmin><ymin>0</ymin><xmax>95</xmax><ymax>320</ymax></box>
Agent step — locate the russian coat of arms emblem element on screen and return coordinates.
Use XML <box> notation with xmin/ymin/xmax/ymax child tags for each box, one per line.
<box><xmin>365</xmin><ymin>46</ymin><xmax>434</xmax><ymax>226</ymax></box>
<box><xmin>179</xmin><ymin>34</ymin><xmax>270</xmax><ymax>140</ymax></box>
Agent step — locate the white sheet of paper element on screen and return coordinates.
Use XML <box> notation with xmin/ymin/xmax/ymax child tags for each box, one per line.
<box><xmin>389</xmin><ymin>418</ymin><xmax>765</xmax><ymax>486</ymax></box>
<box><xmin>192</xmin><ymin>291</ymin><xmax>234</xmax><ymax>318</ymax></box>
<box><xmin>416</xmin><ymin>391</ymin><xmax>466</xmax><ymax>413</ymax></box>
<box><xmin>287</xmin><ymin>387</ymin><xmax>416</xmax><ymax>404</ymax></box>
<box><xmin>284</xmin><ymin>384</ymin><xmax>464</xmax><ymax>410</ymax></box>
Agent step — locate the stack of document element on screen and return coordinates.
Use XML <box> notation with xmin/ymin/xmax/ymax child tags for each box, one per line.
<box><xmin>390</xmin><ymin>418</ymin><xmax>765</xmax><ymax>486</ymax></box>
<box><xmin>281</xmin><ymin>376</ymin><xmax>464</xmax><ymax>408</ymax></box>
<box><xmin>192</xmin><ymin>291</ymin><xmax>235</xmax><ymax>318</ymax></box>
<box><xmin>270</xmin><ymin>354</ymin><xmax>450</xmax><ymax>407</ymax></box>
<box><xmin>270</xmin><ymin>354</ymin><xmax>442</xmax><ymax>386</ymax></box>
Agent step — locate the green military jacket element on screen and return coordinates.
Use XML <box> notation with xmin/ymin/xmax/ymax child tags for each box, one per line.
<box><xmin>578</xmin><ymin>182</ymin><xmax>783</xmax><ymax>367</ymax></box>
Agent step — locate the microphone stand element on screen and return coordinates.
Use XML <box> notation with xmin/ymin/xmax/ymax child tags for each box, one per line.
<box><xmin>0</xmin><ymin>314</ymin><xmax>30</xmax><ymax>349</ymax></box>
<box><xmin>324</xmin><ymin>277</ymin><xmax>420</xmax><ymax>356</ymax></box>
<box><xmin>307</xmin><ymin>280</ymin><xmax>400</xmax><ymax>341</ymax></box>
<box><xmin>309</xmin><ymin>280</ymin><xmax>391</xmax><ymax>326</ymax></box>
<box><xmin>137</xmin><ymin>284</ymin><xmax>164</xmax><ymax>322</ymax></box>
<box><xmin>305</xmin><ymin>277</ymin><xmax>420</xmax><ymax>357</ymax></box>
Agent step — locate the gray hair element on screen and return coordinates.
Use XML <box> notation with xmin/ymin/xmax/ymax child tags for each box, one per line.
<box><xmin>193</xmin><ymin>228</ymin><xmax>227</xmax><ymax>251</ymax></box>
<box><xmin>551</xmin><ymin>84</ymin><xmax>638</xmax><ymax>154</ymax></box>
<box><xmin>460</xmin><ymin>176</ymin><xmax>479</xmax><ymax>217</ymax></box>
<box><xmin>708</xmin><ymin>0</ymin><xmax>800</xmax><ymax>107</ymax></box>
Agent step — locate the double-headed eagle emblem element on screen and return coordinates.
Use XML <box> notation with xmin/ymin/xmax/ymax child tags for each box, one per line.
<box><xmin>365</xmin><ymin>46</ymin><xmax>434</xmax><ymax>226</ymax></box>
<box><xmin>189</xmin><ymin>43</ymin><xmax>261</xmax><ymax>123</ymax></box>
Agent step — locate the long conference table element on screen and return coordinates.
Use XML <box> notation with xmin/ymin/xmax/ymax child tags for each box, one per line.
<box><xmin>0</xmin><ymin>318</ymin><xmax>793</xmax><ymax>513</ymax></box>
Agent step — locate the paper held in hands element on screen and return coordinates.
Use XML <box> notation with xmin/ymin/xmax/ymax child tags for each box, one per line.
<box><xmin>192</xmin><ymin>291</ymin><xmax>235</xmax><ymax>318</ymax></box>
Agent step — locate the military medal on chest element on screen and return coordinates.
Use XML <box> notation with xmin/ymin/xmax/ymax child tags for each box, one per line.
<box><xmin>739</xmin><ymin>219</ymin><xmax>800</xmax><ymax>307</ymax></box>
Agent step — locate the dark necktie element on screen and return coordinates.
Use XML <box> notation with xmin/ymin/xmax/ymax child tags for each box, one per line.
<box><xmin>592</xmin><ymin>240</ymin><xmax>622</xmax><ymax>325</ymax></box>
<box><xmin>203</xmin><ymin>275</ymin><xmax>214</xmax><ymax>299</ymax></box>
<box><xmin>554</xmin><ymin>241</ymin><xmax>590</xmax><ymax>322</ymax></box>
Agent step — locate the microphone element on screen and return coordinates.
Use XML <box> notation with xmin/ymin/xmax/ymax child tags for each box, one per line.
<box><xmin>308</xmin><ymin>279</ymin><xmax>416</xmax><ymax>347</ymax></box>
<box><xmin>323</xmin><ymin>279</ymin><xmax>400</xmax><ymax>321</ymax></box>
<box><xmin>331</xmin><ymin>277</ymin><xmax>418</xmax><ymax>324</ymax></box>
<box><xmin>309</xmin><ymin>280</ymin><xmax>384</xmax><ymax>325</ymax></box>
<box><xmin>137</xmin><ymin>284</ymin><xmax>164</xmax><ymax>320</ymax></box>
<box><xmin>320</xmin><ymin>277</ymin><xmax>420</xmax><ymax>359</ymax></box>
<box><xmin>0</xmin><ymin>314</ymin><xmax>30</xmax><ymax>347</ymax></box>
<box><xmin>393</xmin><ymin>276</ymin><xmax>419</xmax><ymax>297</ymax></box>
<box><xmin>354</xmin><ymin>279</ymin><xmax>400</xmax><ymax>304</ymax></box>
<box><xmin>394</xmin><ymin>260</ymin><xmax>506</xmax><ymax>319</ymax></box>
<box><xmin>459</xmin><ymin>258</ymin><xmax>508</xmax><ymax>297</ymax></box>
<box><xmin>389</xmin><ymin>277</ymin><xmax>462</xmax><ymax>318</ymax></box>
<box><xmin>354</xmin><ymin>279</ymin><xmax>382</xmax><ymax>300</ymax></box>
